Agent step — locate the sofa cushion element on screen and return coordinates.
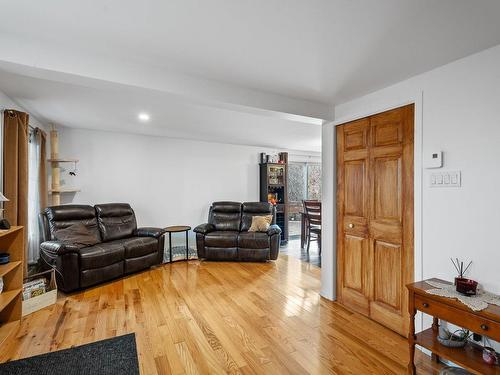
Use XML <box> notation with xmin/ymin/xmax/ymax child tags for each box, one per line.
<box><xmin>240</xmin><ymin>202</ymin><xmax>274</xmax><ymax>231</ymax></box>
<box><xmin>95</xmin><ymin>203</ymin><xmax>137</xmax><ymax>242</ymax></box>
<box><xmin>45</xmin><ymin>204</ymin><xmax>101</xmax><ymax>242</ymax></box>
<box><xmin>79</xmin><ymin>241</ymin><xmax>125</xmax><ymax>270</ymax></box>
<box><xmin>238</xmin><ymin>231</ymin><xmax>269</xmax><ymax>249</ymax></box>
<box><xmin>209</xmin><ymin>202</ymin><xmax>241</xmax><ymax>231</ymax></box>
<box><xmin>53</xmin><ymin>222</ymin><xmax>101</xmax><ymax>248</ymax></box>
<box><xmin>122</xmin><ymin>237</ymin><xmax>157</xmax><ymax>258</ymax></box>
<box><xmin>205</xmin><ymin>231</ymin><xmax>239</xmax><ymax>248</ymax></box>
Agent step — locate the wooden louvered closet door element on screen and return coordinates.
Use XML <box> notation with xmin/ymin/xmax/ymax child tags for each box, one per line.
<box><xmin>336</xmin><ymin>104</ymin><xmax>414</xmax><ymax>336</ymax></box>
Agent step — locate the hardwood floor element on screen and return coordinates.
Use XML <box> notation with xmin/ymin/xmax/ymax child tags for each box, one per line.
<box><xmin>1</xmin><ymin>255</ymin><xmax>440</xmax><ymax>374</ymax></box>
<box><xmin>280</xmin><ymin>238</ymin><xmax>321</xmax><ymax>267</ymax></box>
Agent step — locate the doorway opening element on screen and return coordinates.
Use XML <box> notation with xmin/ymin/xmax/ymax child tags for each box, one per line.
<box><xmin>281</xmin><ymin>161</ymin><xmax>322</xmax><ymax>266</ymax></box>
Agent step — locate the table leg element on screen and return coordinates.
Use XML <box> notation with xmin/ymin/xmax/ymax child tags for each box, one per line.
<box><xmin>431</xmin><ymin>317</ymin><xmax>440</xmax><ymax>363</ymax></box>
<box><xmin>169</xmin><ymin>232</ymin><xmax>172</xmax><ymax>263</ymax></box>
<box><xmin>185</xmin><ymin>230</ymin><xmax>189</xmax><ymax>260</ymax></box>
<box><xmin>408</xmin><ymin>291</ymin><xmax>416</xmax><ymax>374</ymax></box>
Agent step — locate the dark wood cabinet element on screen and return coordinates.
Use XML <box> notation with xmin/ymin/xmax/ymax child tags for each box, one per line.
<box><xmin>259</xmin><ymin>152</ymin><xmax>288</xmax><ymax>244</ymax></box>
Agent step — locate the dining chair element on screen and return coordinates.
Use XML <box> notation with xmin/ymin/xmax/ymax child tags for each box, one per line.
<box><xmin>303</xmin><ymin>200</ymin><xmax>321</xmax><ymax>254</ymax></box>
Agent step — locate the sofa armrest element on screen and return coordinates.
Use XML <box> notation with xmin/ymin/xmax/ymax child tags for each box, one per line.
<box><xmin>40</xmin><ymin>241</ymin><xmax>80</xmax><ymax>255</ymax></box>
<box><xmin>193</xmin><ymin>223</ymin><xmax>215</xmax><ymax>234</ymax></box>
<box><xmin>39</xmin><ymin>241</ymin><xmax>81</xmax><ymax>292</ymax></box>
<box><xmin>267</xmin><ymin>224</ymin><xmax>282</xmax><ymax>236</ymax></box>
<box><xmin>136</xmin><ymin>227</ymin><xmax>165</xmax><ymax>239</ymax></box>
<box><xmin>268</xmin><ymin>225</ymin><xmax>281</xmax><ymax>260</ymax></box>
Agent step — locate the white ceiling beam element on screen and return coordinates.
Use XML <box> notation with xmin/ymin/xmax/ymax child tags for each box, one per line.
<box><xmin>0</xmin><ymin>35</ymin><xmax>332</xmax><ymax>124</ymax></box>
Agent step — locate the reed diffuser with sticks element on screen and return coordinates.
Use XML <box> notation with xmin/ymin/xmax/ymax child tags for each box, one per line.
<box><xmin>450</xmin><ymin>258</ymin><xmax>477</xmax><ymax>295</ymax></box>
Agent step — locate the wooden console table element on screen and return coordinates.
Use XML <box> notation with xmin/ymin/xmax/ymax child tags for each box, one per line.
<box><xmin>407</xmin><ymin>278</ymin><xmax>499</xmax><ymax>374</ymax></box>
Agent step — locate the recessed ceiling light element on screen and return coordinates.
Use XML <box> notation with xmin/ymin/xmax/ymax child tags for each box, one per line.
<box><xmin>138</xmin><ymin>113</ymin><xmax>150</xmax><ymax>122</ymax></box>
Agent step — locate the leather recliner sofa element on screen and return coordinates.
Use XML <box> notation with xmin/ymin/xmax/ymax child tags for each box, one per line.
<box><xmin>194</xmin><ymin>202</ymin><xmax>281</xmax><ymax>261</ymax></box>
<box><xmin>39</xmin><ymin>203</ymin><xmax>165</xmax><ymax>292</ymax></box>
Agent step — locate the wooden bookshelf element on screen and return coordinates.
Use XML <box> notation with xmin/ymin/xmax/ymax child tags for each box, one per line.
<box><xmin>0</xmin><ymin>261</ymin><xmax>22</xmax><ymax>278</ymax></box>
<box><xmin>0</xmin><ymin>226</ymin><xmax>25</xmax><ymax>347</ymax></box>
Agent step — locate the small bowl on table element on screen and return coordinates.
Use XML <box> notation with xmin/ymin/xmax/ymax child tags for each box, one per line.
<box><xmin>455</xmin><ymin>278</ymin><xmax>478</xmax><ymax>296</ymax></box>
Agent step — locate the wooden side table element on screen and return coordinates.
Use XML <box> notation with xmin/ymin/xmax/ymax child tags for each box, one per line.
<box><xmin>407</xmin><ymin>278</ymin><xmax>500</xmax><ymax>374</ymax></box>
<box><xmin>164</xmin><ymin>226</ymin><xmax>191</xmax><ymax>263</ymax></box>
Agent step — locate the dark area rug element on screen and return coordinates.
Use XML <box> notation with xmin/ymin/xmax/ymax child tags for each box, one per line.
<box><xmin>0</xmin><ymin>333</ymin><xmax>139</xmax><ymax>375</ymax></box>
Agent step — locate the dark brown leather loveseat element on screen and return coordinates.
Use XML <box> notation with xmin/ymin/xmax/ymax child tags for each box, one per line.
<box><xmin>194</xmin><ymin>202</ymin><xmax>281</xmax><ymax>261</ymax></box>
<box><xmin>39</xmin><ymin>203</ymin><xmax>165</xmax><ymax>292</ymax></box>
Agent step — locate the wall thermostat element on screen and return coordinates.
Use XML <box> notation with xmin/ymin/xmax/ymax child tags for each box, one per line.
<box><xmin>425</xmin><ymin>151</ymin><xmax>442</xmax><ymax>169</ymax></box>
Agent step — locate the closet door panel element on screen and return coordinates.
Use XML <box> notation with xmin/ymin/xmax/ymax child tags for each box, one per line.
<box><xmin>368</xmin><ymin>105</ymin><xmax>414</xmax><ymax>336</ymax></box>
<box><xmin>337</xmin><ymin>104</ymin><xmax>414</xmax><ymax>337</ymax></box>
<box><xmin>337</xmin><ymin>118</ymin><xmax>371</xmax><ymax>315</ymax></box>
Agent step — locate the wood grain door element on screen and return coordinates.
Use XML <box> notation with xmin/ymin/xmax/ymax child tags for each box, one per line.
<box><xmin>336</xmin><ymin>118</ymin><xmax>371</xmax><ymax>316</ymax></box>
<box><xmin>337</xmin><ymin>104</ymin><xmax>414</xmax><ymax>336</ymax></box>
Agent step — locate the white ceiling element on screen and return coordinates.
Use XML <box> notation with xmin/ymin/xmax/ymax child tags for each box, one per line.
<box><xmin>0</xmin><ymin>69</ymin><xmax>322</xmax><ymax>151</ymax></box>
<box><xmin>1</xmin><ymin>0</ymin><xmax>500</xmax><ymax>151</ymax></box>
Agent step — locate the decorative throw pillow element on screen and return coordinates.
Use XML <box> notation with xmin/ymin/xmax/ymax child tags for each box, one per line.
<box><xmin>54</xmin><ymin>223</ymin><xmax>100</xmax><ymax>248</ymax></box>
<box><xmin>248</xmin><ymin>215</ymin><xmax>273</xmax><ymax>232</ymax></box>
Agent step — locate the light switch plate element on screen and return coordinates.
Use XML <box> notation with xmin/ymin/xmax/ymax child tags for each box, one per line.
<box><xmin>430</xmin><ymin>171</ymin><xmax>461</xmax><ymax>188</ymax></box>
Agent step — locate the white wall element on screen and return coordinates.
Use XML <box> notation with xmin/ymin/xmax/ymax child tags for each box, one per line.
<box><xmin>57</xmin><ymin>127</ymin><xmax>320</xmax><ymax>245</ymax></box>
<box><xmin>320</xmin><ymin>122</ymin><xmax>336</xmax><ymax>299</ymax></box>
<box><xmin>322</xmin><ymin>44</ymin><xmax>500</xmax><ymax>307</ymax></box>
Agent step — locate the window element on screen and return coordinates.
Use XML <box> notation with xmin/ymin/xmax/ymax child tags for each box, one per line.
<box><xmin>27</xmin><ymin>130</ymin><xmax>42</xmax><ymax>265</ymax></box>
<box><xmin>288</xmin><ymin>163</ymin><xmax>306</xmax><ymax>204</ymax></box>
<box><xmin>306</xmin><ymin>164</ymin><xmax>321</xmax><ymax>200</ymax></box>
<box><xmin>288</xmin><ymin>162</ymin><xmax>321</xmax><ymax>237</ymax></box>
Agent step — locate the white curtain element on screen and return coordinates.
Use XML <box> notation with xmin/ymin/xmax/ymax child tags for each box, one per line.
<box><xmin>27</xmin><ymin>130</ymin><xmax>42</xmax><ymax>264</ymax></box>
